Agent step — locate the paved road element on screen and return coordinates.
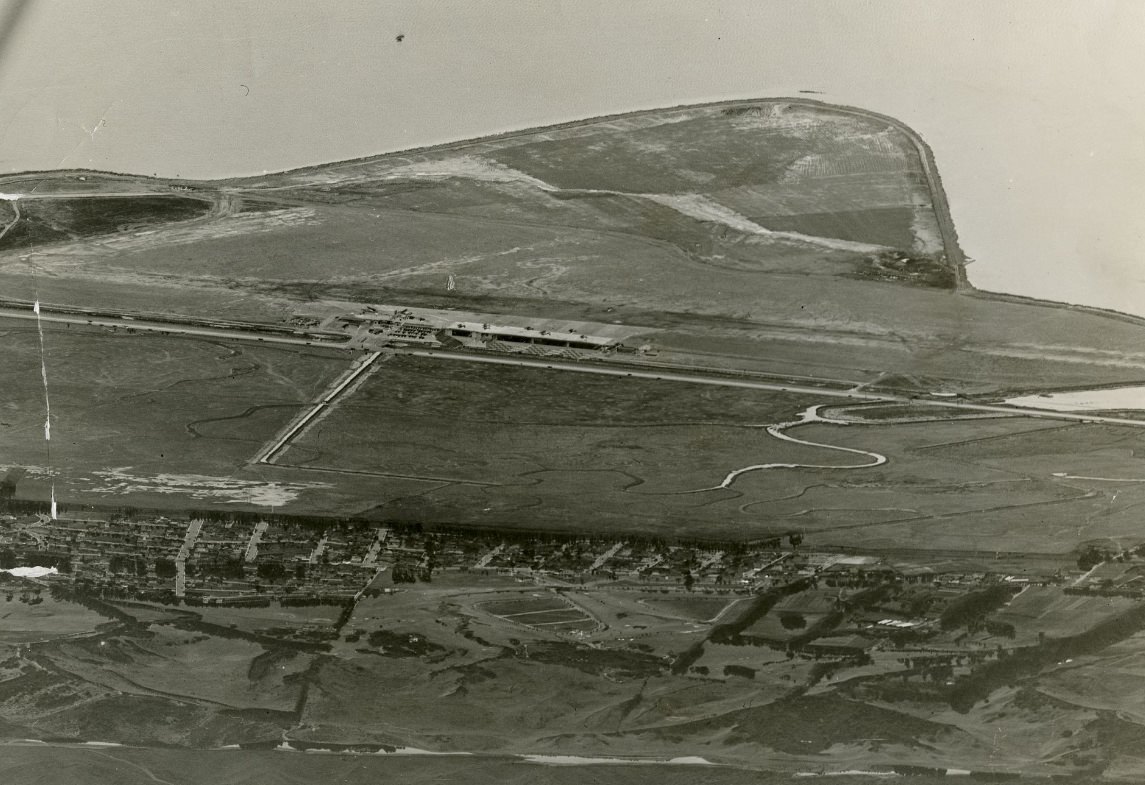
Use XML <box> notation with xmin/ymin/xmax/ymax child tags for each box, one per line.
<box><xmin>0</xmin><ymin>305</ymin><xmax>333</xmax><ymax>348</ymax></box>
<box><xmin>4</xmin><ymin>304</ymin><xmax>1143</xmax><ymax>429</ymax></box>
<box><xmin>251</xmin><ymin>351</ymin><xmax>386</xmax><ymax>465</ymax></box>
<box><xmin>1</xmin><ymin>190</ymin><xmax>182</xmax><ymax>200</ymax></box>
<box><xmin>400</xmin><ymin>347</ymin><xmax>1145</xmax><ymax>428</ymax></box>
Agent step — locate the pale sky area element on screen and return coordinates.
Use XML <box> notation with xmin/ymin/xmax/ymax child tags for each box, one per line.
<box><xmin>0</xmin><ymin>0</ymin><xmax>1141</xmax><ymax>316</ymax></box>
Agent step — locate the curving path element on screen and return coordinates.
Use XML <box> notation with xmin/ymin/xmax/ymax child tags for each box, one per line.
<box><xmin>695</xmin><ymin>404</ymin><xmax>887</xmax><ymax>492</ymax></box>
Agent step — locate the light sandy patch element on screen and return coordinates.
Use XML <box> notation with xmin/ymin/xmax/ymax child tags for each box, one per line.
<box><xmin>911</xmin><ymin>203</ymin><xmax>943</xmax><ymax>254</ymax></box>
<box><xmin>88</xmin><ymin>468</ymin><xmax>330</xmax><ymax>506</ymax></box>
<box><xmin>521</xmin><ymin>754</ymin><xmax>713</xmax><ymax>766</ymax></box>
<box><xmin>0</xmin><ymin>464</ymin><xmax>58</xmax><ymax>478</ymax></box>
<box><xmin>372</xmin><ymin>155</ymin><xmax>554</xmax><ymax>190</ymax></box>
<box><xmin>354</xmin><ymin>244</ymin><xmax>535</xmax><ymax>284</ymax></box>
<box><xmin>643</xmin><ymin>193</ymin><xmax>888</xmax><ymax>254</ymax></box>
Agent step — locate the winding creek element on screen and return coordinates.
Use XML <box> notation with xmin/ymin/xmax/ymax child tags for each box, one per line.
<box><xmin>697</xmin><ymin>404</ymin><xmax>888</xmax><ymax>492</ymax></box>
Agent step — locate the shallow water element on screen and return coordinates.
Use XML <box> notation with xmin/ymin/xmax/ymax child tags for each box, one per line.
<box><xmin>1007</xmin><ymin>385</ymin><xmax>1145</xmax><ymax>412</ymax></box>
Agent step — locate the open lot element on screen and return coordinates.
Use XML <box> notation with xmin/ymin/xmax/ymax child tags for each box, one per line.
<box><xmin>0</xmin><ymin>745</ymin><xmax>793</xmax><ymax>785</ymax></box>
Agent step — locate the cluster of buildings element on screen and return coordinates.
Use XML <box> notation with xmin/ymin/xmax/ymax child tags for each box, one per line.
<box><xmin>0</xmin><ymin>511</ymin><xmax>1062</xmax><ymax>641</ymax></box>
<box><xmin>289</xmin><ymin>302</ymin><xmax>650</xmax><ymax>357</ymax></box>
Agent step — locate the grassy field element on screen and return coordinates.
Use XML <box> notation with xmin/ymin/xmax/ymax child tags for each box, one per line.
<box><xmin>3</xmin><ymin>325</ymin><xmax>1140</xmax><ymax>553</ymax></box>
<box><xmin>0</xmin><ymin>322</ymin><xmax>348</xmax><ymax>510</ymax></box>
<box><xmin>278</xmin><ymin>356</ymin><xmax>841</xmax><ymax>533</ymax></box>
<box><xmin>637</xmin><ymin>595</ymin><xmax>735</xmax><ymax>622</ymax></box>
<box><xmin>261</xmin><ymin>356</ymin><xmax>1140</xmax><ymax>552</ymax></box>
<box><xmin>47</xmin><ymin>625</ymin><xmax>306</xmax><ymax>711</ymax></box>
<box><xmin>0</xmin><ymin>581</ymin><xmax>107</xmax><ymax>643</ymax></box>
<box><xmin>479</xmin><ymin>597</ymin><xmax>570</xmax><ymax>616</ymax></box>
<box><xmin>187</xmin><ymin>603</ymin><xmax>346</xmax><ymax>634</ymax></box>
<box><xmin>989</xmin><ymin>587</ymin><xmax>1138</xmax><ymax>646</ymax></box>
<box><xmin>0</xmin><ymin>196</ymin><xmax>211</xmax><ymax>253</ymax></box>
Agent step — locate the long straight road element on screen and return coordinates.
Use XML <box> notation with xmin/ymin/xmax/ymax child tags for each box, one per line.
<box><xmin>0</xmin><ymin>305</ymin><xmax>334</xmax><ymax>348</ymax></box>
<box><xmin>399</xmin><ymin>347</ymin><xmax>1145</xmax><ymax>428</ymax></box>
<box><xmin>4</xmin><ymin>304</ymin><xmax>1143</xmax><ymax>429</ymax></box>
<box><xmin>250</xmin><ymin>351</ymin><xmax>386</xmax><ymax>465</ymax></box>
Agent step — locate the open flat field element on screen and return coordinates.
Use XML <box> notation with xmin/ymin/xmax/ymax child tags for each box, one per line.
<box><xmin>0</xmin><ymin>581</ymin><xmax>107</xmax><ymax>643</ymax></box>
<box><xmin>0</xmin><ymin>322</ymin><xmax>349</xmax><ymax>510</ymax></box>
<box><xmin>260</xmin><ymin>355</ymin><xmax>1137</xmax><ymax>552</ymax></box>
<box><xmin>45</xmin><ymin>625</ymin><xmax>306</xmax><ymax>711</ymax></box>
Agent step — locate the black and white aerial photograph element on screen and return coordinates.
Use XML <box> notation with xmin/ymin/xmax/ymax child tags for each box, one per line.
<box><xmin>1</xmin><ymin>1</ymin><xmax>1144</xmax><ymax>782</ymax></box>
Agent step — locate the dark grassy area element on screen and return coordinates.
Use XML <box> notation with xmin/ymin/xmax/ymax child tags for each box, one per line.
<box><xmin>481</xmin><ymin>597</ymin><xmax>569</xmax><ymax>616</ymax></box>
<box><xmin>486</xmin><ymin>104</ymin><xmax>896</xmax><ymax>193</ymax></box>
<box><xmin>0</xmin><ymin>195</ymin><xmax>210</xmax><ymax>252</ymax></box>
<box><xmin>347</xmin><ymin>355</ymin><xmax>812</xmax><ymax>427</ymax></box>
<box><xmin>0</xmin><ymin>212</ymin><xmax>71</xmax><ymax>248</ymax></box>
<box><xmin>755</xmin><ymin>206</ymin><xmax>916</xmax><ymax>248</ymax></box>
<box><xmin>640</xmin><ymin>692</ymin><xmax>961</xmax><ymax>754</ymax></box>
<box><xmin>364</xmin><ymin>629</ymin><xmax>448</xmax><ymax>658</ymax></box>
<box><xmin>948</xmin><ymin>599</ymin><xmax>1145</xmax><ymax>713</ymax></box>
<box><xmin>525</xmin><ymin>641</ymin><xmax>666</xmax><ymax>679</ymax></box>
<box><xmin>0</xmin><ymin>746</ymin><xmax>833</xmax><ymax>785</ymax></box>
